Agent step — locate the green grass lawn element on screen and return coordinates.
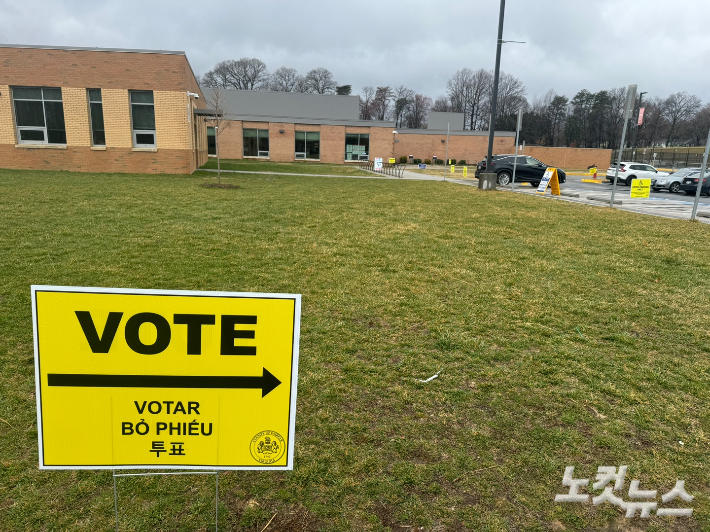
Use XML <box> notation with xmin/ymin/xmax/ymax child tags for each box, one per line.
<box><xmin>200</xmin><ymin>158</ymin><xmax>373</xmax><ymax>177</ymax></box>
<box><xmin>2</xmin><ymin>168</ymin><xmax>710</xmax><ymax>530</ymax></box>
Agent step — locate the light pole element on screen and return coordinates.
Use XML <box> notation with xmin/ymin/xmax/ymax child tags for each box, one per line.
<box><xmin>392</xmin><ymin>130</ymin><xmax>398</xmax><ymax>162</ymax></box>
<box><xmin>481</xmin><ymin>0</ymin><xmax>525</xmax><ymax>190</ymax></box>
<box><xmin>485</xmin><ymin>0</ymin><xmax>506</xmax><ymax>172</ymax></box>
<box><xmin>444</xmin><ymin>122</ymin><xmax>450</xmax><ymax>181</ymax></box>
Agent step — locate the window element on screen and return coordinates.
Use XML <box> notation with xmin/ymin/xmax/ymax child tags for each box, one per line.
<box><xmin>243</xmin><ymin>128</ymin><xmax>269</xmax><ymax>157</ymax></box>
<box><xmin>207</xmin><ymin>127</ymin><xmax>216</xmax><ymax>155</ymax></box>
<box><xmin>13</xmin><ymin>87</ymin><xmax>66</xmax><ymax>144</ymax></box>
<box><xmin>345</xmin><ymin>133</ymin><xmax>369</xmax><ymax>161</ymax></box>
<box><xmin>525</xmin><ymin>157</ymin><xmax>542</xmax><ymax>166</ymax></box>
<box><xmin>295</xmin><ymin>131</ymin><xmax>320</xmax><ymax>160</ymax></box>
<box><xmin>130</xmin><ymin>91</ymin><xmax>156</xmax><ymax>147</ymax></box>
<box><xmin>88</xmin><ymin>89</ymin><xmax>105</xmax><ymax>146</ymax></box>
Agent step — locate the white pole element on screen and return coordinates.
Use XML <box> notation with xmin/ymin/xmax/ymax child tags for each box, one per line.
<box><xmin>610</xmin><ymin>84</ymin><xmax>637</xmax><ymax>207</ymax></box>
<box><xmin>444</xmin><ymin>122</ymin><xmax>450</xmax><ymax>181</ymax></box>
<box><xmin>691</xmin><ymin>127</ymin><xmax>710</xmax><ymax>221</ymax></box>
<box><xmin>511</xmin><ymin>108</ymin><xmax>522</xmax><ymax>190</ymax></box>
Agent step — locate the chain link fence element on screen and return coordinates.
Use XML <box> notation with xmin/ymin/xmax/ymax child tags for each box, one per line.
<box><xmin>612</xmin><ymin>147</ymin><xmax>709</xmax><ymax>170</ymax></box>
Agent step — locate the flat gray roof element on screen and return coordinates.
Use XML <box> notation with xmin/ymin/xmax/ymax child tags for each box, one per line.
<box><xmin>0</xmin><ymin>43</ymin><xmax>186</xmax><ymax>55</ymax></box>
<box><xmin>428</xmin><ymin>112</ymin><xmax>466</xmax><ymax>131</ymax></box>
<box><xmin>202</xmin><ymin>88</ymin><xmax>361</xmax><ymax>122</ymax></box>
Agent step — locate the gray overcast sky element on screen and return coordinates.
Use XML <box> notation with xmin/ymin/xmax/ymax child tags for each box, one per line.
<box><xmin>2</xmin><ymin>0</ymin><xmax>709</xmax><ymax>103</ymax></box>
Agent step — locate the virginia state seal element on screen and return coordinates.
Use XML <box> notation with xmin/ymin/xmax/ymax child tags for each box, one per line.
<box><xmin>250</xmin><ymin>431</ymin><xmax>286</xmax><ymax>464</ymax></box>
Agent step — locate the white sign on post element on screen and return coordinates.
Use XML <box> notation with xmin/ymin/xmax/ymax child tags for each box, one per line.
<box><xmin>537</xmin><ymin>169</ymin><xmax>555</xmax><ymax>193</ymax></box>
<box><xmin>374</xmin><ymin>158</ymin><xmax>383</xmax><ymax>171</ymax></box>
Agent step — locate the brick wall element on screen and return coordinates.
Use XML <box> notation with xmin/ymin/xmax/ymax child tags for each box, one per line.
<box><xmin>0</xmin><ymin>46</ymin><xmax>206</xmax><ymax>174</ymax></box>
<box><xmin>522</xmin><ymin>146</ymin><xmax>612</xmax><ymax>171</ymax></box>
<box><xmin>0</xmin><ymin>47</ymin><xmax>191</xmax><ymax>91</ymax></box>
<box><xmin>394</xmin><ymin>134</ymin><xmax>515</xmax><ymax>165</ymax></box>
<box><xmin>0</xmin><ymin>145</ymin><xmax>192</xmax><ymax>174</ymax></box>
<box><xmin>0</xmin><ymin>84</ymin><xmax>15</xmax><ymax>145</ymax></box>
<box><xmin>213</xmin><ymin>120</ymin><xmax>519</xmax><ymax>166</ymax></box>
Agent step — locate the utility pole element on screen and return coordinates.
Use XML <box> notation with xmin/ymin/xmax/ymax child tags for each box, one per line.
<box><xmin>485</xmin><ymin>0</ymin><xmax>506</xmax><ymax>171</ymax></box>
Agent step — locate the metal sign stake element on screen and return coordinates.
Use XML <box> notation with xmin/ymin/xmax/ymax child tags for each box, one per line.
<box><xmin>511</xmin><ymin>108</ymin><xmax>523</xmax><ymax>191</ymax></box>
<box><xmin>691</xmin><ymin>127</ymin><xmax>710</xmax><ymax>221</ymax></box>
<box><xmin>611</xmin><ymin>84</ymin><xmax>637</xmax><ymax>207</ymax></box>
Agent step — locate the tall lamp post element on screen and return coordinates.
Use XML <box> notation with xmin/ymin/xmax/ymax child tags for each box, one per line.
<box><xmin>481</xmin><ymin>0</ymin><xmax>524</xmax><ymax>190</ymax></box>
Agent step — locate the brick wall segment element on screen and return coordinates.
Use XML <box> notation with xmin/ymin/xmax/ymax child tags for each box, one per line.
<box><xmin>61</xmin><ymin>87</ymin><xmax>92</xmax><ymax>147</ymax></box>
<box><xmin>0</xmin><ymin>145</ymin><xmax>192</xmax><ymax>174</ymax></box>
<box><xmin>0</xmin><ymin>46</ymin><xmax>206</xmax><ymax>173</ymax></box>
<box><xmin>0</xmin><ymin>84</ymin><xmax>15</xmax><ymax>145</ymax></box>
<box><xmin>521</xmin><ymin>146</ymin><xmax>612</xmax><ymax>171</ymax></box>
<box><xmin>0</xmin><ymin>47</ymin><xmax>192</xmax><ymax>92</ymax></box>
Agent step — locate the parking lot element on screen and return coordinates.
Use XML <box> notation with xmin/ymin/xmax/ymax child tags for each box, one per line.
<box><xmin>495</xmin><ymin>173</ymin><xmax>710</xmax><ymax>222</ymax></box>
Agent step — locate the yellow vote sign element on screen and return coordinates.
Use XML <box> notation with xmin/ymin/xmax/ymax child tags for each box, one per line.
<box><xmin>388</xmin><ymin>158</ymin><xmax>396</xmax><ymax>164</ymax></box>
<box><xmin>536</xmin><ymin>168</ymin><xmax>561</xmax><ymax>196</ymax></box>
<box><xmin>31</xmin><ymin>286</ymin><xmax>301</xmax><ymax>470</ymax></box>
<box><xmin>630</xmin><ymin>178</ymin><xmax>651</xmax><ymax>198</ymax></box>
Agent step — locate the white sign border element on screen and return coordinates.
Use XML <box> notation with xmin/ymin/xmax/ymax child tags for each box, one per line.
<box><xmin>31</xmin><ymin>285</ymin><xmax>301</xmax><ymax>471</ymax></box>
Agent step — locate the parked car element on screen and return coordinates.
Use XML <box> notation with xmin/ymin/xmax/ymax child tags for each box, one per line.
<box><xmin>475</xmin><ymin>155</ymin><xmax>566</xmax><ymax>186</ymax></box>
<box><xmin>653</xmin><ymin>168</ymin><xmax>706</xmax><ymax>193</ymax></box>
<box><xmin>678</xmin><ymin>172</ymin><xmax>710</xmax><ymax>196</ymax></box>
<box><xmin>605</xmin><ymin>162</ymin><xmax>668</xmax><ymax>186</ymax></box>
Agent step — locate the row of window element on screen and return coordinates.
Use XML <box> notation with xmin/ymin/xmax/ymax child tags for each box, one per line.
<box><xmin>12</xmin><ymin>86</ymin><xmax>157</xmax><ymax>148</ymax></box>
<box><xmin>206</xmin><ymin>128</ymin><xmax>371</xmax><ymax>161</ymax></box>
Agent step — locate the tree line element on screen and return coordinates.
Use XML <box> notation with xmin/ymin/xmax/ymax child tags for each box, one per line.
<box><xmin>200</xmin><ymin>58</ymin><xmax>351</xmax><ymax>95</ymax></box>
<box><xmin>200</xmin><ymin>57</ymin><xmax>710</xmax><ymax>145</ymax></box>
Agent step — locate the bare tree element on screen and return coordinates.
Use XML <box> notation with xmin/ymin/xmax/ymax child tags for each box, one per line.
<box><xmin>431</xmin><ymin>96</ymin><xmax>450</xmax><ymax>112</ymax></box>
<box><xmin>468</xmin><ymin>68</ymin><xmax>493</xmax><ymax>130</ymax></box>
<box><xmin>371</xmin><ymin>86</ymin><xmax>394</xmax><ymax>121</ymax></box>
<box><xmin>204</xmin><ymin>87</ymin><xmax>232</xmax><ymax>185</ymax></box>
<box><xmin>663</xmin><ymin>92</ymin><xmax>702</xmax><ymax>146</ymax></box>
<box><xmin>270</xmin><ymin>67</ymin><xmax>302</xmax><ymax>92</ymax></box>
<box><xmin>359</xmin><ymin>86</ymin><xmax>375</xmax><ymax>120</ymax></box>
<box><xmin>404</xmin><ymin>94</ymin><xmax>432</xmax><ymax>129</ymax></box>
<box><xmin>304</xmin><ymin>67</ymin><xmax>338</xmax><ymax>94</ymax></box>
<box><xmin>494</xmin><ymin>72</ymin><xmax>527</xmax><ymax>131</ymax></box>
<box><xmin>392</xmin><ymin>86</ymin><xmax>415</xmax><ymax>128</ymax></box>
<box><xmin>200</xmin><ymin>61</ymin><xmax>236</xmax><ymax>88</ymax></box>
<box><xmin>689</xmin><ymin>104</ymin><xmax>710</xmax><ymax>146</ymax></box>
<box><xmin>200</xmin><ymin>58</ymin><xmax>270</xmax><ymax>90</ymax></box>
<box><xmin>445</xmin><ymin>68</ymin><xmax>493</xmax><ymax>130</ymax></box>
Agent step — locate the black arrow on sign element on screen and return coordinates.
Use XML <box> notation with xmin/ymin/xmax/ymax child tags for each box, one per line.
<box><xmin>47</xmin><ymin>368</ymin><xmax>282</xmax><ymax>398</ymax></box>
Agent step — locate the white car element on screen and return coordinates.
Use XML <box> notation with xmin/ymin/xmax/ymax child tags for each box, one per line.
<box><xmin>606</xmin><ymin>162</ymin><xmax>668</xmax><ymax>186</ymax></box>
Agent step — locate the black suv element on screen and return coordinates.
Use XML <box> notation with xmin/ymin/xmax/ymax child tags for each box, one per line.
<box><xmin>475</xmin><ymin>155</ymin><xmax>566</xmax><ymax>186</ymax></box>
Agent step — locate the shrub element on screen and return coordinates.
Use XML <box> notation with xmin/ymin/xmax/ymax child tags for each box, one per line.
<box><xmin>424</xmin><ymin>159</ymin><xmax>431</xmax><ymax>165</ymax></box>
<box><xmin>458</xmin><ymin>159</ymin><xmax>467</xmax><ymax>165</ymax></box>
<box><xmin>435</xmin><ymin>159</ymin><xmax>444</xmax><ymax>165</ymax></box>
<box><xmin>399</xmin><ymin>156</ymin><xmax>407</xmax><ymax>164</ymax></box>
<box><xmin>413</xmin><ymin>158</ymin><xmax>422</xmax><ymax>164</ymax></box>
<box><xmin>450</xmin><ymin>159</ymin><xmax>457</xmax><ymax>165</ymax></box>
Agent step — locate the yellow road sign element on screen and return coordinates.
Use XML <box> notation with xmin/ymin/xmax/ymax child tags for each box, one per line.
<box><xmin>31</xmin><ymin>286</ymin><xmax>301</xmax><ymax>470</ymax></box>
<box><xmin>388</xmin><ymin>158</ymin><xmax>396</xmax><ymax>164</ymax></box>
<box><xmin>630</xmin><ymin>178</ymin><xmax>651</xmax><ymax>198</ymax></box>
<box><xmin>536</xmin><ymin>168</ymin><xmax>561</xmax><ymax>196</ymax></box>
<box><xmin>463</xmin><ymin>166</ymin><xmax>468</xmax><ymax>177</ymax></box>
<box><xmin>451</xmin><ymin>165</ymin><xmax>455</xmax><ymax>173</ymax></box>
